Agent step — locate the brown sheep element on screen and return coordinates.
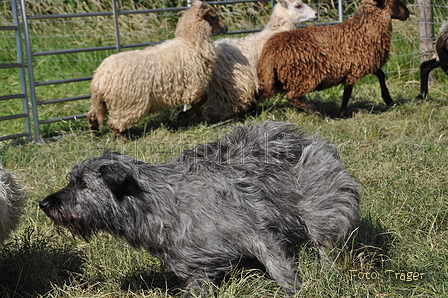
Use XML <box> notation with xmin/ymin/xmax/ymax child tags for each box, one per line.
<box><xmin>257</xmin><ymin>0</ymin><xmax>409</xmax><ymax>118</ymax></box>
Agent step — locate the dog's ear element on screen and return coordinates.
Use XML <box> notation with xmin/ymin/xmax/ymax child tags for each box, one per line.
<box><xmin>99</xmin><ymin>163</ymin><xmax>142</xmax><ymax>200</ymax></box>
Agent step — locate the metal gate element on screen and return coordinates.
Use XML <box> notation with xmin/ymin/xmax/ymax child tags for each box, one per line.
<box><xmin>0</xmin><ymin>0</ymin><xmax>31</xmax><ymax>142</ymax></box>
<box><xmin>1</xmin><ymin>0</ymin><xmax>345</xmax><ymax>142</ymax></box>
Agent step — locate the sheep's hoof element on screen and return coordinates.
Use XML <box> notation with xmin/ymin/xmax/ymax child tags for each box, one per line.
<box><xmin>177</xmin><ymin>110</ymin><xmax>192</xmax><ymax>120</ymax></box>
<box><xmin>386</xmin><ymin>99</ymin><xmax>395</xmax><ymax>107</ymax></box>
<box><xmin>178</xmin><ymin>107</ymin><xmax>204</xmax><ymax>121</ymax></box>
<box><xmin>416</xmin><ymin>94</ymin><xmax>425</xmax><ymax>101</ymax></box>
<box><xmin>338</xmin><ymin>111</ymin><xmax>349</xmax><ymax>119</ymax></box>
<box><xmin>108</xmin><ymin>127</ymin><xmax>129</xmax><ymax>141</ymax></box>
<box><xmin>90</xmin><ymin>129</ymin><xmax>102</xmax><ymax>138</ymax></box>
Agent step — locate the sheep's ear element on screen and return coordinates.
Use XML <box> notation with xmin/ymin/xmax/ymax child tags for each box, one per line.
<box><xmin>196</xmin><ymin>2</ymin><xmax>212</xmax><ymax>19</ymax></box>
<box><xmin>276</xmin><ymin>0</ymin><xmax>289</xmax><ymax>9</ymax></box>
<box><xmin>189</xmin><ymin>0</ymin><xmax>202</xmax><ymax>9</ymax></box>
<box><xmin>99</xmin><ymin>163</ymin><xmax>142</xmax><ymax>200</ymax></box>
<box><xmin>374</xmin><ymin>0</ymin><xmax>386</xmax><ymax>9</ymax></box>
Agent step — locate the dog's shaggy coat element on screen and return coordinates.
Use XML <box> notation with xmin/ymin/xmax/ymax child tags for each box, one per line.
<box><xmin>87</xmin><ymin>0</ymin><xmax>227</xmax><ymax>137</ymax></box>
<box><xmin>417</xmin><ymin>18</ymin><xmax>448</xmax><ymax>99</ymax></box>
<box><xmin>257</xmin><ymin>0</ymin><xmax>409</xmax><ymax>117</ymax></box>
<box><xmin>195</xmin><ymin>0</ymin><xmax>317</xmax><ymax>120</ymax></box>
<box><xmin>39</xmin><ymin>121</ymin><xmax>360</xmax><ymax>295</ymax></box>
<box><xmin>0</xmin><ymin>165</ymin><xmax>26</xmax><ymax>244</ymax></box>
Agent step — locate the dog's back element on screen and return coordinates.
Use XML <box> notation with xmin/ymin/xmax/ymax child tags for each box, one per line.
<box><xmin>172</xmin><ymin>121</ymin><xmax>314</xmax><ymax>165</ymax></box>
<box><xmin>173</xmin><ymin>120</ymin><xmax>360</xmax><ymax>249</ymax></box>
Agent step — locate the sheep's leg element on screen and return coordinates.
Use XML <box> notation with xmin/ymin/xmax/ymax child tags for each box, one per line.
<box><xmin>86</xmin><ymin>111</ymin><xmax>100</xmax><ymax>136</ymax></box>
<box><xmin>417</xmin><ymin>58</ymin><xmax>439</xmax><ymax>100</ymax></box>
<box><xmin>287</xmin><ymin>95</ymin><xmax>322</xmax><ymax>114</ymax></box>
<box><xmin>339</xmin><ymin>85</ymin><xmax>353</xmax><ymax>118</ymax></box>
<box><xmin>177</xmin><ymin>94</ymin><xmax>207</xmax><ymax>120</ymax></box>
<box><xmin>106</xmin><ymin>118</ymin><xmax>128</xmax><ymax>140</ymax></box>
<box><xmin>374</xmin><ymin>69</ymin><xmax>394</xmax><ymax>106</ymax></box>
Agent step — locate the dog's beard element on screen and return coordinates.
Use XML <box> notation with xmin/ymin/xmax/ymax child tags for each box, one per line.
<box><xmin>46</xmin><ymin>206</ymin><xmax>94</xmax><ymax>241</ymax></box>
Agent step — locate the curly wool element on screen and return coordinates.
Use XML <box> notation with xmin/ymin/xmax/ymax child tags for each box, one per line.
<box><xmin>0</xmin><ymin>166</ymin><xmax>26</xmax><ymax>244</ymax></box>
<box><xmin>87</xmin><ymin>0</ymin><xmax>226</xmax><ymax>135</ymax></box>
<box><xmin>258</xmin><ymin>0</ymin><xmax>408</xmax><ymax>115</ymax></box>
<box><xmin>201</xmin><ymin>0</ymin><xmax>316</xmax><ymax>120</ymax></box>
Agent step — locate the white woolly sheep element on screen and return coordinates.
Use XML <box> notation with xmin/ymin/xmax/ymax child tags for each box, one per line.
<box><xmin>180</xmin><ymin>0</ymin><xmax>317</xmax><ymax>121</ymax></box>
<box><xmin>87</xmin><ymin>0</ymin><xmax>227</xmax><ymax>137</ymax></box>
<box><xmin>0</xmin><ymin>165</ymin><xmax>26</xmax><ymax>244</ymax></box>
<box><xmin>257</xmin><ymin>0</ymin><xmax>409</xmax><ymax>118</ymax></box>
<box><xmin>417</xmin><ymin>18</ymin><xmax>448</xmax><ymax>100</ymax></box>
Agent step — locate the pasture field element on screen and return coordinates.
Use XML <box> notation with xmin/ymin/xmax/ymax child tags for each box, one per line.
<box><xmin>0</xmin><ymin>0</ymin><xmax>448</xmax><ymax>297</ymax></box>
<box><xmin>0</xmin><ymin>82</ymin><xmax>447</xmax><ymax>297</ymax></box>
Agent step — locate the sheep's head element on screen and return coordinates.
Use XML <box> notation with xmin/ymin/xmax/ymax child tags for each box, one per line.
<box><xmin>191</xmin><ymin>0</ymin><xmax>227</xmax><ymax>35</ymax></box>
<box><xmin>200</xmin><ymin>5</ymin><xmax>228</xmax><ymax>35</ymax></box>
<box><xmin>176</xmin><ymin>1</ymin><xmax>227</xmax><ymax>39</ymax></box>
<box><xmin>277</xmin><ymin>0</ymin><xmax>318</xmax><ymax>24</ymax></box>
<box><xmin>376</xmin><ymin>0</ymin><xmax>409</xmax><ymax>21</ymax></box>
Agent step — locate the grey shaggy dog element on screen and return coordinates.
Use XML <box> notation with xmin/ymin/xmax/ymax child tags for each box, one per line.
<box><xmin>0</xmin><ymin>165</ymin><xmax>27</xmax><ymax>244</ymax></box>
<box><xmin>39</xmin><ymin>121</ymin><xmax>360</xmax><ymax>295</ymax></box>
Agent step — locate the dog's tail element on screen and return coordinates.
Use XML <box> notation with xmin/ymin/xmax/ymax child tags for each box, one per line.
<box><xmin>294</xmin><ymin>139</ymin><xmax>360</xmax><ymax>249</ymax></box>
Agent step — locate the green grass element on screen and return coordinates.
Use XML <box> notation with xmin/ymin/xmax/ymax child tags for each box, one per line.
<box><xmin>0</xmin><ymin>83</ymin><xmax>447</xmax><ymax>297</ymax></box>
<box><xmin>1</xmin><ymin>0</ymin><xmax>448</xmax><ymax>297</ymax></box>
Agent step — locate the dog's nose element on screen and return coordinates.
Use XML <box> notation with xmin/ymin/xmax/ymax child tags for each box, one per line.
<box><xmin>39</xmin><ymin>199</ymin><xmax>50</xmax><ymax>211</ymax></box>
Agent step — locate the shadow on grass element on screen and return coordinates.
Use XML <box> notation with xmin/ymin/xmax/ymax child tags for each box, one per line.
<box><xmin>0</xmin><ymin>229</ymin><xmax>84</xmax><ymax>298</ymax></box>
<box><xmin>349</xmin><ymin>214</ymin><xmax>396</xmax><ymax>270</ymax></box>
<box><xmin>120</xmin><ymin>267</ymin><xmax>184</xmax><ymax>296</ymax></box>
<box><xmin>121</xmin><ymin>107</ymin><xmax>208</xmax><ymax>140</ymax></box>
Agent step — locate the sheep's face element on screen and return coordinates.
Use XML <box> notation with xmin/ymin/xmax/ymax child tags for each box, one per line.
<box><xmin>385</xmin><ymin>0</ymin><xmax>409</xmax><ymax>21</ymax></box>
<box><xmin>279</xmin><ymin>0</ymin><xmax>317</xmax><ymax>24</ymax></box>
<box><xmin>202</xmin><ymin>7</ymin><xmax>228</xmax><ymax>36</ymax></box>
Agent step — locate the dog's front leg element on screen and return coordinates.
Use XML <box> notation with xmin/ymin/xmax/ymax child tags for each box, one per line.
<box><xmin>183</xmin><ymin>275</ymin><xmax>213</xmax><ymax>297</ymax></box>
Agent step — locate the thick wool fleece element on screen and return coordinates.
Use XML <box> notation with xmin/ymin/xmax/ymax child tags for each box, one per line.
<box><xmin>258</xmin><ymin>0</ymin><xmax>397</xmax><ymax>99</ymax></box>
<box><xmin>201</xmin><ymin>0</ymin><xmax>316</xmax><ymax>120</ymax></box>
<box><xmin>88</xmin><ymin>1</ymin><xmax>226</xmax><ymax>134</ymax></box>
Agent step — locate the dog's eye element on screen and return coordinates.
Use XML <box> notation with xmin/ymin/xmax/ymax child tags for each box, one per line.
<box><xmin>79</xmin><ymin>180</ymin><xmax>87</xmax><ymax>188</ymax></box>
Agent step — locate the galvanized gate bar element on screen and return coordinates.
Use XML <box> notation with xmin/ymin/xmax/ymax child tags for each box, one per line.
<box><xmin>1</xmin><ymin>114</ymin><xmax>29</xmax><ymax>121</ymax></box>
<box><xmin>0</xmin><ymin>0</ymin><xmax>31</xmax><ymax>142</ymax></box>
<box><xmin>32</xmin><ymin>46</ymin><xmax>118</xmax><ymax>56</ymax></box>
<box><xmin>19</xmin><ymin>0</ymin><xmax>40</xmax><ymax>142</ymax></box>
<box><xmin>27</xmin><ymin>11</ymin><xmax>114</xmax><ymax>20</ymax></box>
<box><xmin>0</xmin><ymin>94</ymin><xmax>26</xmax><ymax>101</ymax></box>
<box><xmin>0</xmin><ymin>62</ymin><xmax>23</xmax><ymax>69</ymax></box>
<box><xmin>37</xmin><ymin>95</ymin><xmax>91</xmax><ymax>105</ymax></box>
<box><xmin>34</xmin><ymin>77</ymin><xmax>93</xmax><ymax>87</ymax></box>
<box><xmin>38</xmin><ymin>114</ymin><xmax>88</xmax><ymax>125</ymax></box>
<box><xmin>112</xmin><ymin>0</ymin><xmax>121</xmax><ymax>53</ymax></box>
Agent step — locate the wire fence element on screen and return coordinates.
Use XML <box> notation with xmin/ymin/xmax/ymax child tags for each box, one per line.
<box><xmin>0</xmin><ymin>0</ymin><xmax>447</xmax><ymax>142</ymax></box>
